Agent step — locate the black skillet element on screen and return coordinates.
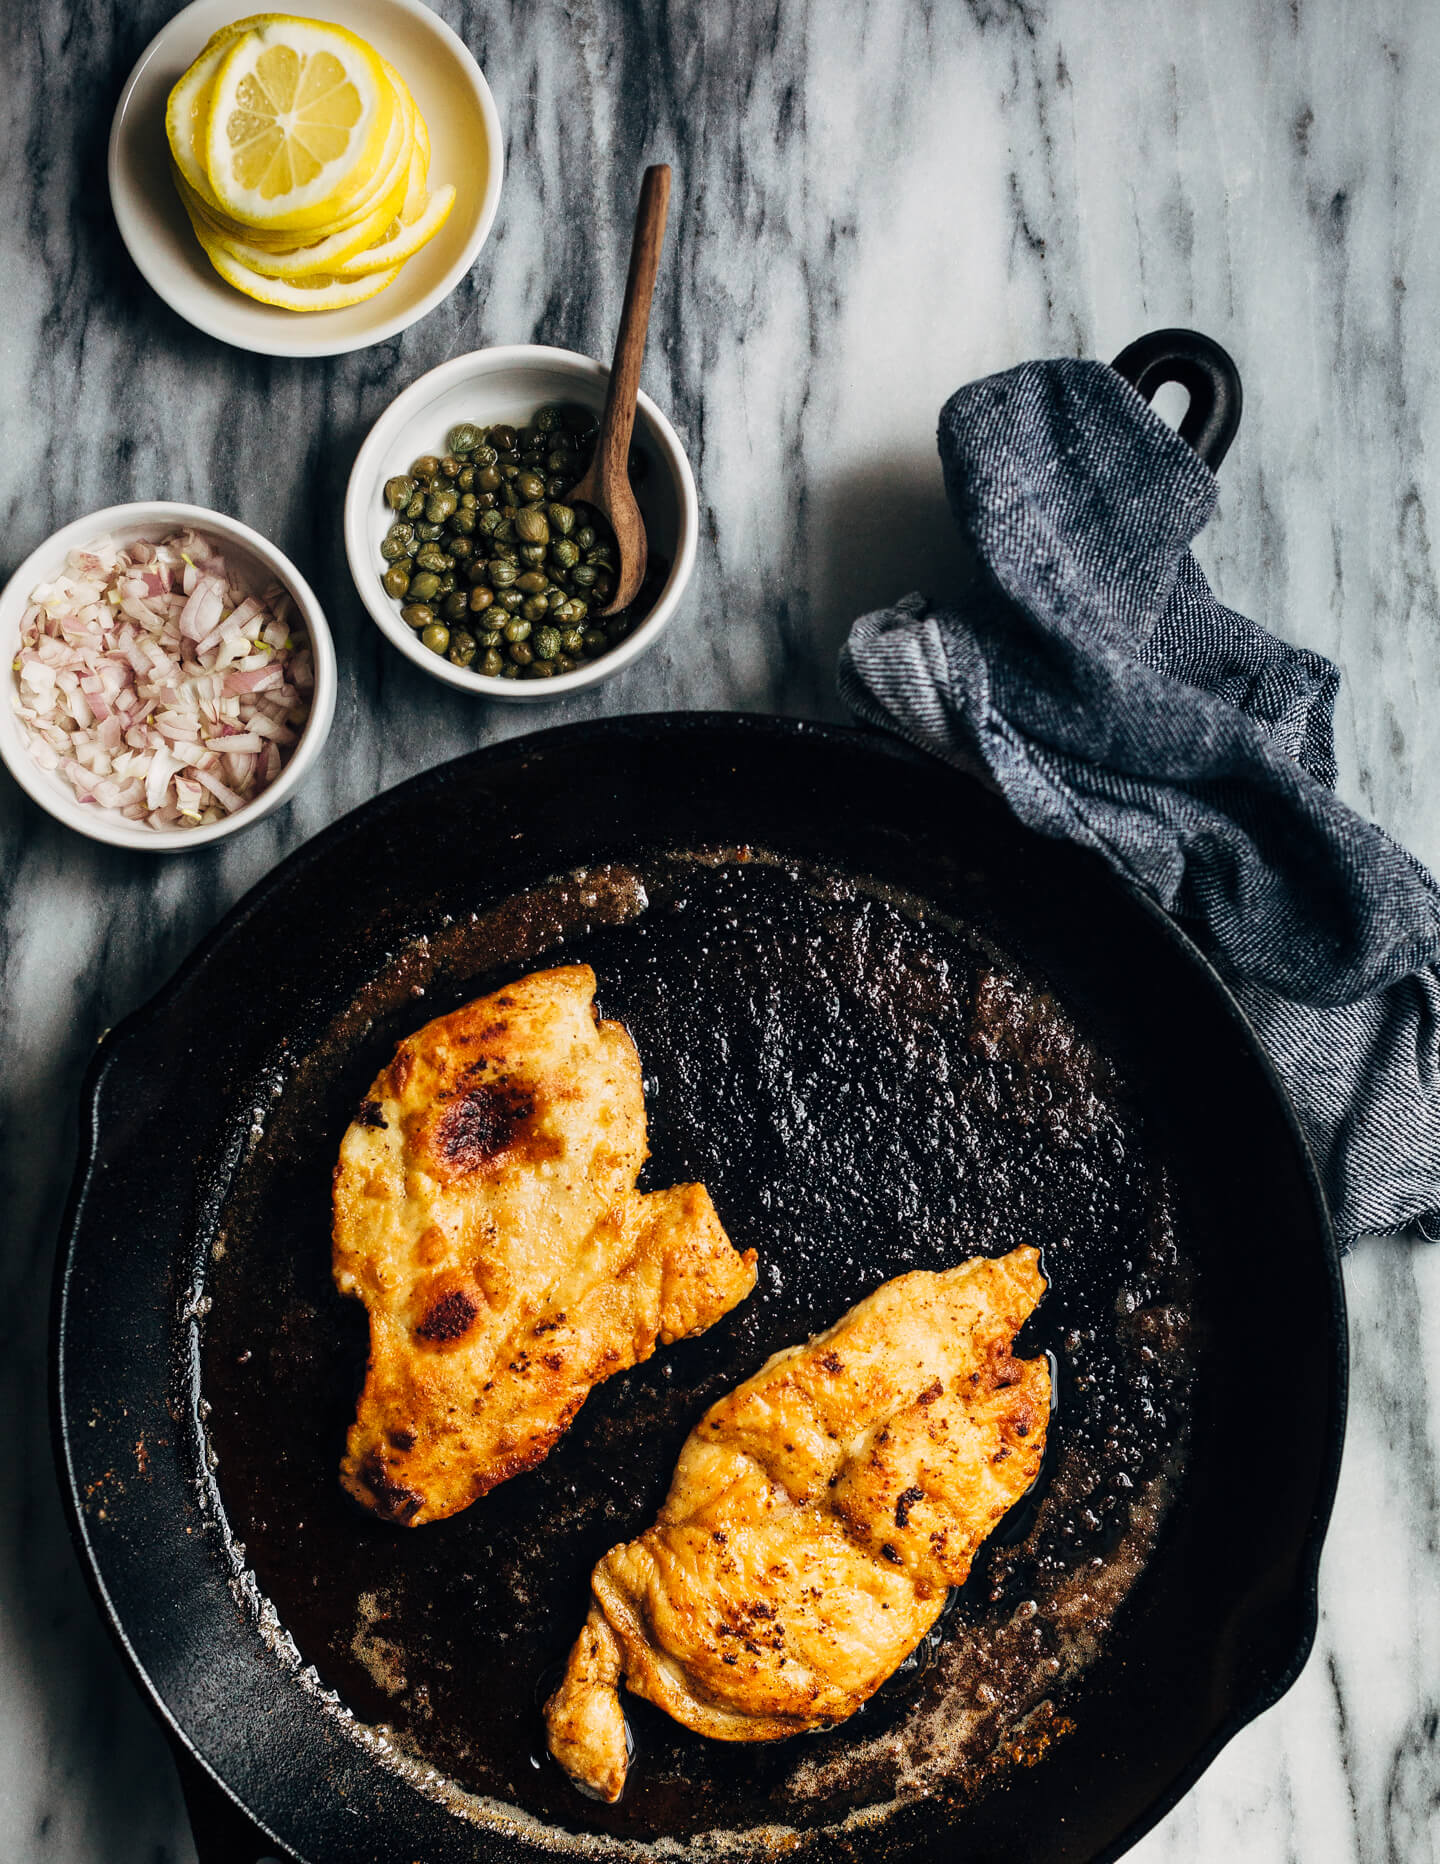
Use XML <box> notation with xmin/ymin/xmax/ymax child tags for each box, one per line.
<box><xmin>52</xmin><ymin>335</ymin><xmax>1343</xmax><ymax>1864</ymax></box>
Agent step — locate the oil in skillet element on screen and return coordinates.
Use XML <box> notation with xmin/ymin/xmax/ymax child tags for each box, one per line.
<box><xmin>199</xmin><ymin>854</ymin><xmax>1196</xmax><ymax>1838</ymax></box>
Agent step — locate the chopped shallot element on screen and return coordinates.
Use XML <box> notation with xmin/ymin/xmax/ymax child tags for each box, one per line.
<box><xmin>10</xmin><ymin>529</ymin><xmax>314</xmax><ymax>830</ymax></box>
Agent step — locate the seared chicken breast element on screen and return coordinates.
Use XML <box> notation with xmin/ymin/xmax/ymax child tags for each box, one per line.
<box><xmin>333</xmin><ymin>964</ymin><xmax>757</xmax><ymax>1526</ymax></box>
<box><xmin>545</xmin><ymin>1247</ymin><xmax>1049</xmax><ymax>1800</ymax></box>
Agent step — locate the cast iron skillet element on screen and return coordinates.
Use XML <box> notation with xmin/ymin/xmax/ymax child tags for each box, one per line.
<box><xmin>52</xmin><ymin>338</ymin><xmax>1343</xmax><ymax>1864</ymax></box>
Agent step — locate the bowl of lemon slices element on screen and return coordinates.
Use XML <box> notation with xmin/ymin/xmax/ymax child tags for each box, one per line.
<box><xmin>109</xmin><ymin>0</ymin><xmax>503</xmax><ymax>357</ymax></box>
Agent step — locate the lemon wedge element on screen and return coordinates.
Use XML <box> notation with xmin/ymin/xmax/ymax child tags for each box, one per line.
<box><xmin>185</xmin><ymin>210</ymin><xmax>403</xmax><ymax>309</ymax></box>
<box><xmin>204</xmin><ymin>18</ymin><xmax>394</xmax><ymax>231</ymax></box>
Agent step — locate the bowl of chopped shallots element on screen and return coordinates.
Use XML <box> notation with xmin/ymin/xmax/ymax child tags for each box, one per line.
<box><xmin>0</xmin><ymin>502</ymin><xmax>335</xmax><ymax>850</ymax></box>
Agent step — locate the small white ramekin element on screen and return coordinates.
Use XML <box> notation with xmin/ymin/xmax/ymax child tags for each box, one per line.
<box><xmin>108</xmin><ymin>0</ymin><xmax>504</xmax><ymax>360</ymax></box>
<box><xmin>0</xmin><ymin>502</ymin><xmax>336</xmax><ymax>852</ymax></box>
<box><xmin>344</xmin><ymin>345</ymin><xmax>699</xmax><ymax>701</ymax></box>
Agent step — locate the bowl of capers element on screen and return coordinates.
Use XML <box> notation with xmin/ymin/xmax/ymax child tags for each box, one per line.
<box><xmin>344</xmin><ymin>345</ymin><xmax>698</xmax><ymax>697</ymax></box>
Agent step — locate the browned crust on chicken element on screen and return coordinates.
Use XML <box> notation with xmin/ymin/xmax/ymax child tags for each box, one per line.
<box><xmin>544</xmin><ymin>1247</ymin><xmax>1049</xmax><ymax>1798</ymax></box>
<box><xmin>332</xmin><ymin>965</ymin><xmax>757</xmax><ymax>1526</ymax></box>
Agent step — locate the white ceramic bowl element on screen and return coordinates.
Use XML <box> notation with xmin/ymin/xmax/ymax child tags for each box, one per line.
<box><xmin>108</xmin><ymin>0</ymin><xmax>504</xmax><ymax>359</ymax></box>
<box><xmin>345</xmin><ymin>346</ymin><xmax>699</xmax><ymax>700</ymax></box>
<box><xmin>0</xmin><ymin>503</ymin><xmax>336</xmax><ymax>852</ymax></box>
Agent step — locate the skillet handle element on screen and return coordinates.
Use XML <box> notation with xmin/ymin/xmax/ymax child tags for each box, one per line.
<box><xmin>1110</xmin><ymin>328</ymin><xmax>1243</xmax><ymax>471</ymax></box>
<box><xmin>174</xmin><ymin>1744</ymin><xmax>293</xmax><ymax>1864</ymax></box>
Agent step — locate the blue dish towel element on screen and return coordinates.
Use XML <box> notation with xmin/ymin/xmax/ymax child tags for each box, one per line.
<box><xmin>838</xmin><ymin>357</ymin><xmax>1440</xmax><ymax>1244</ymax></box>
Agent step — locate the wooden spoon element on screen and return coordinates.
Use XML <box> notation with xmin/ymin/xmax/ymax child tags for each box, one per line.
<box><xmin>567</xmin><ymin>164</ymin><xmax>672</xmax><ymax>615</ymax></box>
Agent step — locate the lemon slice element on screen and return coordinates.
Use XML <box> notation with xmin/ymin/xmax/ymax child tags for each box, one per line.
<box><xmin>335</xmin><ymin>182</ymin><xmax>454</xmax><ymax>277</ymax></box>
<box><xmin>204</xmin><ymin>18</ymin><xmax>394</xmax><ymax>231</ymax></box>
<box><xmin>178</xmin><ymin>71</ymin><xmax>413</xmax><ymax>252</ymax></box>
<box><xmin>187</xmin><ymin>208</ymin><xmax>402</xmax><ymax>308</ymax></box>
<box><xmin>189</xmin><ymin>177</ymin><xmax>405</xmax><ymax>279</ymax></box>
<box><xmin>165</xmin><ymin>15</ymin><xmax>293</xmax><ymax>213</ymax></box>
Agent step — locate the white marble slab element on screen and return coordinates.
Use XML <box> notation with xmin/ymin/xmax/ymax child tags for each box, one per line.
<box><xmin>1</xmin><ymin>0</ymin><xmax>1437</xmax><ymax>1857</ymax></box>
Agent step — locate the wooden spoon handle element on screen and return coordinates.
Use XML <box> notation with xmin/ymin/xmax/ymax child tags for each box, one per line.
<box><xmin>592</xmin><ymin>165</ymin><xmax>671</xmax><ymax>492</ymax></box>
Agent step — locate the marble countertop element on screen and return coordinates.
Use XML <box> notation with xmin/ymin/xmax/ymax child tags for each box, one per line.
<box><xmin>3</xmin><ymin>0</ymin><xmax>1437</xmax><ymax>1858</ymax></box>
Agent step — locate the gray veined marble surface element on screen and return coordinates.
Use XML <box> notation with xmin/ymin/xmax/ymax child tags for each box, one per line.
<box><xmin>1</xmin><ymin>0</ymin><xmax>1437</xmax><ymax>1858</ymax></box>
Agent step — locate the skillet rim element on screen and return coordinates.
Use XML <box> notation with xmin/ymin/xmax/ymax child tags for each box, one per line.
<box><xmin>48</xmin><ymin>708</ymin><xmax>1349</xmax><ymax>1863</ymax></box>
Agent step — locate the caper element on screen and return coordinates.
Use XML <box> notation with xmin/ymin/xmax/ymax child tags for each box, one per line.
<box><xmin>457</xmin><ymin>466</ymin><xmax>476</xmax><ymax>492</ymax></box>
<box><xmin>481</xmin><ymin>647</ymin><xmax>505</xmax><ymax>677</ymax></box>
<box><xmin>449</xmin><ymin>535</ymin><xmax>475</xmax><ymax>562</ymax></box>
<box><xmin>546</xmin><ymin>586</ymin><xmax>569</xmax><ymax>612</ymax></box>
<box><xmin>385</xmin><ymin>474</ymin><xmax>417</xmax><ymax>509</ymax></box>
<box><xmin>549</xmin><ymin>536</ymin><xmax>579</xmax><ymax>571</ymax></box>
<box><xmin>548</xmin><ymin>503</ymin><xmax>576</xmax><ymax>537</ymax></box>
<box><xmin>441</xmin><ymin>591</ymin><xmax>470</xmax><ymax>622</ymax></box>
<box><xmin>500</xmin><ymin>460</ymin><xmax>520</xmax><ymax>479</ymax></box>
<box><xmin>571</xmin><ymin>562</ymin><xmax>598</xmax><ymax>588</ymax></box>
<box><xmin>512</xmin><ymin>471</ymin><xmax>543</xmax><ymax>502</ymax></box>
<box><xmin>415</xmin><ymin>521</ymin><xmax>443</xmax><ymax>542</ymax></box>
<box><xmin>493</xmin><ymin>518</ymin><xmax>516</xmax><ymax>542</ymax></box>
<box><xmin>586</xmin><ymin>542</ymin><xmax>614</xmax><ymax>566</ymax></box>
<box><xmin>583</xmin><ymin>628</ymin><xmax>607</xmax><ymax>654</ymax></box>
<box><xmin>558</xmin><ymin>598</ymin><xmax>589</xmax><ymax>625</ymax></box>
<box><xmin>448</xmin><ymin>422</ymin><xmax>483</xmax><ymax>455</ymax></box>
<box><xmin>436</xmin><ymin>573</ymin><xmax>456</xmax><ymax>596</ymax></box>
<box><xmin>504</xmin><ymin>617</ymin><xmax>531</xmax><ymax>643</ymax></box>
<box><xmin>593</xmin><ymin>571</ymin><xmax>616</xmax><ymax>601</ymax></box>
<box><xmin>476</xmin><ymin>464</ymin><xmax>502</xmax><ymax>493</ymax></box>
<box><xmin>508</xmin><ymin>639</ymin><xmax>534</xmax><ymax>665</ymax></box>
<box><xmin>450</xmin><ymin>509</ymin><xmax>477</xmax><ymax>536</ymax></box>
<box><xmin>401</xmin><ymin>602</ymin><xmax>435</xmax><ymax>629</ymax></box>
<box><xmin>473</xmin><ymin>444</ymin><xmax>498</xmax><ymax>468</ymax></box>
<box><xmin>448</xmin><ymin>630</ymin><xmax>477</xmax><ymax>667</ymax></box>
<box><xmin>521</xmin><ymin>595</ymin><xmax>549</xmax><ymax>622</ymax></box>
<box><xmin>380</xmin><ymin>529</ymin><xmax>411</xmax><ymax>562</ymax></box>
<box><xmin>478</xmin><ymin>508</ymin><xmax>503</xmax><ymax>536</ymax></box>
<box><xmin>468</xmin><ymin>585</ymin><xmax>495</xmax><ymax>613</ymax></box>
<box><xmin>575</xmin><ymin>525</ymin><xmax>597</xmax><ymax>551</ymax></box>
<box><xmin>425</xmin><ymin>488</ymin><xmax>459</xmax><ymax>522</ymax></box>
<box><xmin>519</xmin><ymin>543</ymin><xmax>548</xmax><ymax>567</ymax></box>
<box><xmin>546</xmin><ymin>477</ymin><xmax>568</xmax><ymax>500</ymax></box>
<box><xmin>499</xmin><ymin>661</ymin><xmax>521</xmax><ymax>679</ymax></box>
<box><xmin>514</xmin><ymin>507</ymin><xmax>549</xmax><ymax>545</ymax></box>
<box><xmin>405</xmin><ymin>491</ymin><xmax>426</xmax><ymax>520</ymax></box>
<box><xmin>407</xmin><ymin>571</ymin><xmax>441</xmax><ymax>602</ymax></box>
<box><xmin>498</xmin><ymin>588</ymin><xmax>524</xmax><ymax>611</ymax></box>
<box><xmin>421</xmin><ymin>622</ymin><xmax>450</xmax><ymax>655</ymax></box>
<box><xmin>382</xmin><ymin>564</ymin><xmax>411</xmax><ymax>599</ymax></box>
<box><xmin>544</xmin><ymin>449</ymin><xmax>572</xmax><ymax>475</ymax></box>
<box><xmin>415</xmin><ymin>544</ymin><xmax>450</xmax><ymax>572</ymax></box>
<box><xmin>488</xmin><ymin>423</ymin><xmax>518</xmax><ymax>452</ymax></box>
<box><xmin>526</xmin><ymin>659</ymin><xmax>556</xmax><ymax>678</ymax></box>
<box><xmin>560</xmin><ymin>627</ymin><xmax>586</xmax><ymax>655</ymax></box>
<box><xmin>440</xmin><ymin>455</ymin><xmax>463</xmax><ymax>479</ymax></box>
<box><xmin>515</xmin><ymin>570</ymin><xmax>549</xmax><ymax>594</ymax></box>
<box><xmin>488</xmin><ymin>559</ymin><xmax>518</xmax><ymax>587</ymax></box>
<box><xmin>532</xmin><ymin>625</ymin><xmax>562</xmax><ymax>661</ymax></box>
<box><xmin>411</xmin><ymin>455</ymin><xmax>441</xmax><ymax>481</ymax></box>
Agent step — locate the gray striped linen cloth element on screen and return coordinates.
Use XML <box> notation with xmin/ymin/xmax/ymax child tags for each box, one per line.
<box><xmin>838</xmin><ymin>357</ymin><xmax>1440</xmax><ymax>1244</ymax></box>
